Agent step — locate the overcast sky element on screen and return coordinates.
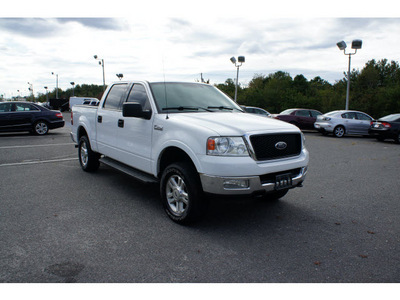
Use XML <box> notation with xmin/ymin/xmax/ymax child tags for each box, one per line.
<box><xmin>1</xmin><ymin>0</ymin><xmax>399</xmax><ymax>98</ymax></box>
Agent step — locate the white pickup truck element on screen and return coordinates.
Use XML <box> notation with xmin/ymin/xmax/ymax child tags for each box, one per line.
<box><xmin>70</xmin><ymin>81</ymin><xmax>309</xmax><ymax>223</ymax></box>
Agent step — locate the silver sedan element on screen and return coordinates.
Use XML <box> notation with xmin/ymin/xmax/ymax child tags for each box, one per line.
<box><xmin>314</xmin><ymin>110</ymin><xmax>374</xmax><ymax>137</ymax></box>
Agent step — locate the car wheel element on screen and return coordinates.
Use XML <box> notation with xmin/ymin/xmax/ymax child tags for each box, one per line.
<box><xmin>395</xmin><ymin>133</ymin><xmax>400</xmax><ymax>144</ymax></box>
<box><xmin>333</xmin><ymin>126</ymin><xmax>345</xmax><ymax>138</ymax></box>
<box><xmin>160</xmin><ymin>161</ymin><xmax>208</xmax><ymax>224</ymax></box>
<box><xmin>33</xmin><ymin>120</ymin><xmax>49</xmax><ymax>135</ymax></box>
<box><xmin>263</xmin><ymin>189</ymin><xmax>289</xmax><ymax>201</ymax></box>
<box><xmin>78</xmin><ymin>136</ymin><xmax>100</xmax><ymax>172</ymax></box>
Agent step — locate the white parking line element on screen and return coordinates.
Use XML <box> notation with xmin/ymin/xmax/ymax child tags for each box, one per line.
<box><xmin>0</xmin><ymin>157</ymin><xmax>78</xmax><ymax>167</ymax></box>
<box><xmin>0</xmin><ymin>143</ymin><xmax>75</xmax><ymax>150</ymax></box>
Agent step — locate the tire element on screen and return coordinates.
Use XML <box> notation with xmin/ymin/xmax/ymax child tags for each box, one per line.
<box><xmin>78</xmin><ymin>136</ymin><xmax>100</xmax><ymax>172</ymax></box>
<box><xmin>395</xmin><ymin>133</ymin><xmax>400</xmax><ymax>144</ymax></box>
<box><xmin>263</xmin><ymin>189</ymin><xmax>289</xmax><ymax>201</ymax></box>
<box><xmin>33</xmin><ymin>120</ymin><xmax>49</xmax><ymax>135</ymax></box>
<box><xmin>160</xmin><ymin>162</ymin><xmax>208</xmax><ymax>224</ymax></box>
<box><xmin>333</xmin><ymin>126</ymin><xmax>345</xmax><ymax>138</ymax></box>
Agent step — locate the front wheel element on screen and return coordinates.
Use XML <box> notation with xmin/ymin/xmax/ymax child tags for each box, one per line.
<box><xmin>333</xmin><ymin>126</ymin><xmax>345</xmax><ymax>138</ymax></box>
<box><xmin>160</xmin><ymin>162</ymin><xmax>208</xmax><ymax>224</ymax></box>
<box><xmin>78</xmin><ymin>136</ymin><xmax>100</xmax><ymax>172</ymax></box>
<box><xmin>33</xmin><ymin>120</ymin><xmax>49</xmax><ymax>135</ymax></box>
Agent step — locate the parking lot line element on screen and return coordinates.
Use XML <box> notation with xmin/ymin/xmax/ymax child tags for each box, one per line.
<box><xmin>0</xmin><ymin>143</ymin><xmax>75</xmax><ymax>150</ymax></box>
<box><xmin>0</xmin><ymin>157</ymin><xmax>78</xmax><ymax>167</ymax></box>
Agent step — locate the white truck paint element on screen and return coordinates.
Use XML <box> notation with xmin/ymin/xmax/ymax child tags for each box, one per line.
<box><xmin>71</xmin><ymin>81</ymin><xmax>309</xmax><ymax>223</ymax></box>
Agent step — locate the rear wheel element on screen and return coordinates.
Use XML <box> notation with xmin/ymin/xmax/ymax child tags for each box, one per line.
<box><xmin>78</xmin><ymin>136</ymin><xmax>100</xmax><ymax>172</ymax></box>
<box><xmin>33</xmin><ymin>120</ymin><xmax>49</xmax><ymax>135</ymax></box>
<box><xmin>333</xmin><ymin>126</ymin><xmax>345</xmax><ymax>138</ymax></box>
<box><xmin>160</xmin><ymin>162</ymin><xmax>208</xmax><ymax>224</ymax></box>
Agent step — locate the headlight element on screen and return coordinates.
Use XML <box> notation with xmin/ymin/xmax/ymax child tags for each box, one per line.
<box><xmin>207</xmin><ymin>137</ymin><xmax>249</xmax><ymax>156</ymax></box>
<box><xmin>301</xmin><ymin>132</ymin><xmax>306</xmax><ymax>149</ymax></box>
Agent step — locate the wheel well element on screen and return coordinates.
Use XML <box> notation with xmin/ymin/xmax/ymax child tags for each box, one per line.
<box><xmin>158</xmin><ymin>147</ymin><xmax>196</xmax><ymax>178</ymax></box>
<box><xmin>77</xmin><ymin>126</ymin><xmax>88</xmax><ymax>141</ymax></box>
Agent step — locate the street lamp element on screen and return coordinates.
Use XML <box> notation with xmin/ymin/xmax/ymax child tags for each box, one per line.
<box><xmin>51</xmin><ymin>72</ymin><xmax>59</xmax><ymax>99</ymax></box>
<box><xmin>44</xmin><ymin>86</ymin><xmax>49</xmax><ymax>102</ymax></box>
<box><xmin>337</xmin><ymin>39</ymin><xmax>362</xmax><ymax>110</ymax></box>
<box><xmin>70</xmin><ymin>82</ymin><xmax>75</xmax><ymax>96</ymax></box>
<box><xmin>27</xmin><ymin>82</ymin><xmax>34</xmax><ymax>102</ymax></box>
<box><xmin>230</xmin><ymin>56</ymin><xmax>245</xmax><ymax>102</ymax></box>
<box><xmin>94</xmin><ymin>55</ymin><xmax>106</xmax><ymax>91</ymax></box>
<box><xmin>116</xmin><ymin>73</ymin><xmax>123</xmax><ymax>80</ymax></box>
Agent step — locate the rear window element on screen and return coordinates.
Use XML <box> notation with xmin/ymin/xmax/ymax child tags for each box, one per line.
<box><xmin>380</xmin><ymin>114</ymin><xmax>400</xmax><ymax>122</ymax></box>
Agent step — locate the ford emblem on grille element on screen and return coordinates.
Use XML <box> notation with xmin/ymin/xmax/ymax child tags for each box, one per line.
<box><xmin>275</xmin><ymin>141</ymin><xmax>287</xmax><ymax>150</ymax></box>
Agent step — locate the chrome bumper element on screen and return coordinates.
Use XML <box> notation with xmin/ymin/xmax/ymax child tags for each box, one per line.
<box><xmin>200</xmin><ymin>167</ymin><xmax>307</xmax><ymax>195</ymax></box>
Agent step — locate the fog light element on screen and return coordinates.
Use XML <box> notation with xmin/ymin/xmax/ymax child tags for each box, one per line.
<box><xmin>223</xmin><ymin>179</ymin><xmax>249</xmax><ymax>189</ymax></box>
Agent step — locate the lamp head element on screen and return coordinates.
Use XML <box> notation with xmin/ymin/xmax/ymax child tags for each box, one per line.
<box><xmin>351</xmin><ymin>39</ymin><xmax>362</xmax><ymax>49</ymax></box>
<box><xmin>238</xmin><ymin>56</ymin><xmax>245</xmax><ymax>63</ymax></box>
<box><xmin>230</xmin><ymin>56</ymin><xmax>236</xmax><ymax>64</ymax></box>
<box><xmin>337</xmin><ymin>41</ymin><xmax>347</xmax><ymax>51</ymax></box>
<box><xmin>94</xmin><ymin>55</ymin><xmax>98</xmax><ymax>59</ymax></box>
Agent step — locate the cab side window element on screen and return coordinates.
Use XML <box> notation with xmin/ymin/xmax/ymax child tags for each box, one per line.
<box><xmin>126</xmin><ymin>84</ymin><xmax>151</xmax><ymax>111</ymax></box>
<box><xmin>103</xmin><ymin>84</ymin><xmax>128</xmax><ymax>110</ymax></box>
<box><xmin>0</xmin><ymin>103</ymin><xmax>13</xmax><ymax>112</ymax></box>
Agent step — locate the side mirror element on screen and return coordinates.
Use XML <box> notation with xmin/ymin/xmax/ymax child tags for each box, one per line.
<box><xmin>122</xmin><ymin>102</ymin><xmax>152</xmax><ymax>120</ymax></box>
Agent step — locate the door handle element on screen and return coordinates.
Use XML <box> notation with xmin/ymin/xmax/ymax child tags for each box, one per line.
<box><xmin>97</xmin><ymin>115</ymin><xmax>102</xmax><ymax>123</ymax></box>
<box><xmin>118</xmin><ymin>119</ymin><xmax>124</xmax><ymax>128</ymax></box>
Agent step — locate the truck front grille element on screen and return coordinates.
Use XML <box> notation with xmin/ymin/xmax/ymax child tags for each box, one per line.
<box><xmin>249</xmin><ymin>133</ymin><xmax>302</xmax><ymax>161</ymax></box>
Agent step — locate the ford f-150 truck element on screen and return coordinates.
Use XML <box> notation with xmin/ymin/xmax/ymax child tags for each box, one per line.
<box><xmin>70</xmin><ymin>81</ymin><xmax>309</xmax><ymax>223</ymax></box>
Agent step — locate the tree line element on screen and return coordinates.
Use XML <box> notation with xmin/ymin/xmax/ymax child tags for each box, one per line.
<box><xmin>216</xmin><ymin>58</ymin><xmax>400</xmax><ymax>118</ymax></box>
<box><xmin>16</xmin><ymin>58</ymin><xmax>400</xmax><ymax>118</ymax></box>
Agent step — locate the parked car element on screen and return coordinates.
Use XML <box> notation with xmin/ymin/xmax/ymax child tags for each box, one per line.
<box><xmin>241</xmin><ymin>106</ymin><xmax>271</xmax><ymax>117</ymax></box>
<box><xmin>273</xmin><ymin>108</ymin><xmax>322</xmax><ymax>130</ymax></box>
<box><xmin>314</xmin><ymin>110</ymin><xmax>373</xmax><ymax>138</ymax></box>
<box><xmin>0</xmin><ymin>101</ymin><xmax>65</xmax><ymax>135</ymax></box>
<box><xmin>368</xmin><ymin>113</ymin><xmax>400</xmax><ymax>143</ymax></box>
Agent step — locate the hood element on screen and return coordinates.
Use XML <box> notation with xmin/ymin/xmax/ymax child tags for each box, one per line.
<box><xmin>165</xmin><ymin>112</ymin><xmax>299</xmax><ymax>136</ymax></box>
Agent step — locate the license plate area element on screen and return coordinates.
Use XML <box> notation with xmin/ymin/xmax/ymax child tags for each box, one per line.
<box><xmin>275</xmin><ymin>173</ymin><xmax>292</xmax><ymax>190</ymax></box>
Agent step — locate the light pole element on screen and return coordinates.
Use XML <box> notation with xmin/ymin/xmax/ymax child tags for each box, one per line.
<box><xmin>51</xmin><ymin>72</ymin><xmax>59</xmax><ymax>99</ymax></box>
<box><xmin>337</xmin><ymin>39</ymin><xmax>362</xmax><ymax>110</ymax></box>
<box><xmin>94</xmin><ymin>55</ymin><xmax>105</xmax><ymax>91</ymax></box>
<box><xmin>27</xmin><ymin>82</ymin><xmax>34</xmax><ymax>102</ymax></box>
<box><xmin>230</xmin><ymin>56</ymin><xmax>245</xmax><ymax>102</ymax></box>
<box><xmin>44</xmin><ymin>86</ymin><xmax>49</xmax><ymax>102</ymax></box>
<box><xmin>70</xmin><ymin>82</ymin><xmax>75</xmax><ymax>96</ymax></box>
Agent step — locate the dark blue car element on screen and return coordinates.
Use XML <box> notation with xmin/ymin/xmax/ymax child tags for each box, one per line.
<box><xmin>0</xmin><ymin>101</ymin><xmax>65</xmax><ymax>135</ymax></box>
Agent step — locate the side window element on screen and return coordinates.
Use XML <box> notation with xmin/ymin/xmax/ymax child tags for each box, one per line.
<box><xmin>310</xmin><ymin>110</ymin><xmax>322</xmax><ymax>117</ymax></box>
<box><xmin>0</xmin><ymin>103</ymin><xmax>13</xmax><ymax>112</ymax></box>
<box><xmin>342</xmin><ymin>112</ymin><xmax>357</xmax><ymax>119</ymax></box>
<box><xmin>356</xmin><ymin>113</ymin><xmax>372</xmax><ymax>121</ymax></box>
<box><xmin>295</xmin><ymin>110</ymin><xmax>310</xmax><ymax>117</ymax></box>
<box><xmin>103</xmin><ymin>84</ymin><xmax>128</xmax><ymax>110</ymax></box>
<box><xmin>126</xmin><ymin>84</ymin><xmax>151</xmax><ymax>111</ymax></box>
<box><xmin>15</xmin><ymin>103</ymin><xmax>39</xmax><ymax>111</ymax></box>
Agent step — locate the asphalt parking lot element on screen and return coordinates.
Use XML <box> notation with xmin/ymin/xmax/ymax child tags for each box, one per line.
<box><xmin>0</xmin><ymin>112</ymin><xmax>399</xmax><ymax>283</ymax></box>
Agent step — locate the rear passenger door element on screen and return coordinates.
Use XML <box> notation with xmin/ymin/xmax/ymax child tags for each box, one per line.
<box><xmin>356</xmin><ymin>112</ymin><xmax>373</xmax><ymax>134</ymax></box>
<box><xmin>96</xmin><ymin>83</ymin><xmax>129</xmax><ymax>158</ymax></box>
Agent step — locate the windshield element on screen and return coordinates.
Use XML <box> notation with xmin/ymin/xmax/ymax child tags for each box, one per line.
<box><xmin>149</xmin><ymin>82</ymin><xmax>243</xmax><ymax>113</ymax></box>
<box><xmin>280</xmin><ymin>109</ymin><xmax>296</xmax><ymax>115</ymax></box>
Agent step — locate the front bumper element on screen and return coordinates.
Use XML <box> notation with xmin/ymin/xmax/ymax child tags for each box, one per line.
<box><xmin>200</xmin><ymin>166</ymin><xmax>308</xmax><ymax>195</ymax></box>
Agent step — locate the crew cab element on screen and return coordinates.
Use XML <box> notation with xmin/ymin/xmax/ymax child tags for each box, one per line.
<box><xmin>70</xmin><ymin>81</ymin><xmax>309</xmax><ymax>223</ymax></box>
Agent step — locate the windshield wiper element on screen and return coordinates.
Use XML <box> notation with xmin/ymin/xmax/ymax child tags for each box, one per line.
<box><xmin>163</xmin><ymin>106</ymin><xmax>213</xmax><ymax>112</ymax></box>
<box><xmin>208</xmin><ymin>106</ymin><xmax>242</xmax><ymax>112</ymax></box>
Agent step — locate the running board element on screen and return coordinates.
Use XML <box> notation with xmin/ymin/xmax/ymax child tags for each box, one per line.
<box><xmin>99</xmin><ymin>157</ymin><xmax>158</xmax><ymax>184</ymax></box>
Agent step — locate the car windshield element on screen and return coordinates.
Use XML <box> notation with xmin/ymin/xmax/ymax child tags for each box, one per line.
<box><xmin>149</xmin><ymin>82</ymin><xmax>243</xmax><ymax>113</ymax></box>
<box><xmin>380</xmin><ymin>114</ymin><xmax>400</xmax><ymax>122</ymax></box>
<box><xmin>280</xmin><ymin>109</ymin><xmax>296</xmax><ymax>115</ymax></box>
